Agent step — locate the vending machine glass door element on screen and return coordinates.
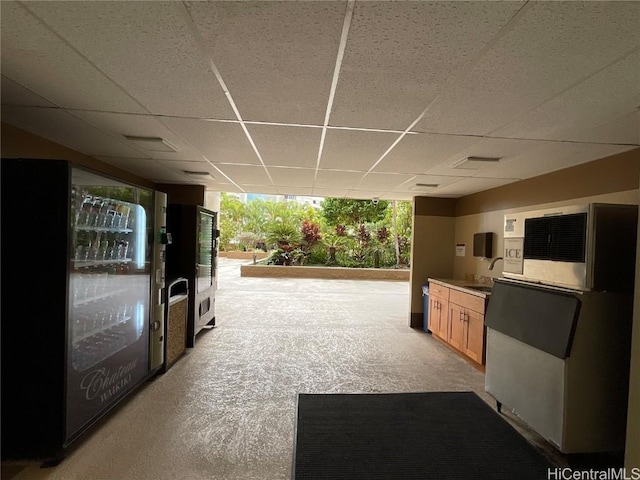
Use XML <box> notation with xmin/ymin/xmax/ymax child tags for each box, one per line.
<box><xmin>65</xmin><ymin>168</ymin><xmax>152</xmax><ymax>440</ymax></box>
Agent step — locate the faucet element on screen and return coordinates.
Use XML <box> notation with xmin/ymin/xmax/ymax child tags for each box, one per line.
<box><xmin>488</xmin><ymin>257</ymin><xmax>503</xmax><ymax>270</ymax></box>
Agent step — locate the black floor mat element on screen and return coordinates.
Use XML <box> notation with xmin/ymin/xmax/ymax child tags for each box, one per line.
<box><xmin>293</xmin><ymin>391</ymin><xmax>555</xmax><ymax>480</ymax></box>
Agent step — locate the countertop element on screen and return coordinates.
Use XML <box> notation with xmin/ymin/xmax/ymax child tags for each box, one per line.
<box><xmin>427</xmin><ymin>278</ymin><xmax>493</xmax><ymax>298</ymax></box>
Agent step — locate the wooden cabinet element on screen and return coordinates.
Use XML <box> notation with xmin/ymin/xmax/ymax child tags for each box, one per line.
<box><xmin>428</xmin><ymin>284</ymin><xmax>449</xmax><ymax>341</ymax></box>
<box><xmin>429</xmin><ymin>281</ymin><xmax>488</xmax><ymax>365</ymax></box>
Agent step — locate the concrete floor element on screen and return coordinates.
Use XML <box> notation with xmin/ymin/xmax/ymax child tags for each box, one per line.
<box><xmin>3</xmin><ymin>258</ymin><xmax>561</xmax><ymax>480</ymax></box>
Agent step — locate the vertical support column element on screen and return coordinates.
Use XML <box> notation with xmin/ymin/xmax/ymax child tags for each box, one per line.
<box><xmin>408</xmin><ymin>197</ymin><xmax>456</xmax><ymax>328</ymax></box>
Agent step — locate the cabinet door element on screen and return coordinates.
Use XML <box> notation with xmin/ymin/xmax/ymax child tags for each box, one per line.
<box><xmin>429</xmin><ymin>296</ymin><xmax>448</xmax><ymax>341</ymax></box>
<box><xmin>463</xmin><ymin>309</ymin><xmax>485</xmax><ymax>364</ymax></box>
<box><xmin>448</xmin><ymin>303</ymin><xmax>465</xmax><ymax>350</ymax></box>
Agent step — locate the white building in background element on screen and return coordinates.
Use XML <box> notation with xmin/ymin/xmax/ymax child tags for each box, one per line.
<box><xmin>283</xmin><ymin>194</ymin><xmax>323</xmax><ymax>209</ymax></box>
<box><xmin>226</xmin><ymin>191</ymin><xmax>324</xmax><ymax>208</ymax></box>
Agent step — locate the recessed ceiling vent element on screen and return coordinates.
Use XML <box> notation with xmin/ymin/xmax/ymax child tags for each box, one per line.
<box><xmin>124</xmin><ymin>135</ymin><xmax>178</xmax><ymax>153</ymax></box>
<box><xmin>410</xmin><ymin>183</ymin><xmax>439</xmax><ymax>191</ymax></box>
<box><xmin>451</xmin><ymin>156</ymin><xmax>500</xmax><ymax>170</ymax></box>
<box><xmin>183</xmin><ymin>170</ymin><xmax>215</xmax><ymax>181</ymax></box>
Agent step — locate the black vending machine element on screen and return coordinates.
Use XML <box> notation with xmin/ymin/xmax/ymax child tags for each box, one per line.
<box><xmin>166</xmin><ymin>204</ymin><xmax>219</xmax><ymax>347</ymax></box>
<box><xmin>1</xmin><ymin>159</ymin><xmax>168</xmax><ymax>462</ymax></box>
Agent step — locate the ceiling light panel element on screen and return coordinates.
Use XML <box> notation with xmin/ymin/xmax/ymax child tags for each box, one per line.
<box><xmin>247</xmin><ymin>125</ymin><xmax>322</xmax><ymax>168</ymax></box>
<box><xmin>330</xmin><ymin>1</ymin><xmax>525</xmax><ymax>130</ymax></box>
<box><xmin>185</xmin><ymin>1</ymin><xmax>346</xmax><ymax>125</ymax></box>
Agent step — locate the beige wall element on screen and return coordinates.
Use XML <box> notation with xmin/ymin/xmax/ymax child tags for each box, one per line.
<box><xmin>627</xmin><ymin>183</ymin><xmax>640</xmax><ymax>469</ymax></box>
<box><xmin>453</xmin><ymin>189</ymin><xmax>639</xmax><ymax>281</ymax></box>
<box><xmin>409</xmin><ymin>198</ymin><xmax>456</xmax><ymax>327</ymax></box>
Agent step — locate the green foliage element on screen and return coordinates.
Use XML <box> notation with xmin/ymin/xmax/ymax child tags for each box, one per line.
<box><xmin>265</xmin><ymin>222</ymin><xmax>302</xmax><ymax>248</ymax></box>
<box><xmin>320</xmin><ymin>198</ymin><xmax>389</xmax><ymax>226</ymax></box>
<box><xmin>219</xmin><ymin>193</ymin><xmax>413</xmax><ymax>267</ymax></box>
<box><xmin>306</xmin><ymin>244</ymin><xmax>328</xmax><ymax>265</ymax></box>
<box><xmin>219</xmin><ymin>193</ymin><xmax>246</xmax><ymax>250</ymax></box>
<box><xmin>266</xmin><ymin>246</ymin><xmax>305</xmax><ymax>266</ymax></box>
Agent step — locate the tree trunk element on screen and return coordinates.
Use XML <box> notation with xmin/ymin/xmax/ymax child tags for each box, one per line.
<box><xmin>374</xmin><ymin>251</ymin><xmax>380</xmax><ymax>268</ymax></box>
<box><xmin>329</xmin><ymin>246</ymin><xmax>336</xmax><ymax>264</ymax></box>
<box><xmin>392</xmin><ymin>200</ymin><xmax>401</xmax><ymax>266</ymax></box>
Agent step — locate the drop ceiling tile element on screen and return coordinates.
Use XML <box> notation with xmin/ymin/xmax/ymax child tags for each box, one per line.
<box><xmin>97</xmin><ymin>157</ymin><xmax>189</xmax><ymax>183</ymax></box>
<box><xmin>1</xmin><ymin>75</ymin><xmax>56</xmax><ymax>107</ymax></box>
<box><xmin>0</xmin><ymin>2</ymin><xmax>146</xmax><ymax>113</ymax></box>
<box><xmin>2</xmin><ymin>106</ymin><xmax>150</xmax><ymax>158</ymax></box>
<box><xmin>345</xmin><ymin>190</ymin><xmax>386</xmax><ymax>201</ymax></box>
<box><xmin>494</xmin><ymin>143</ymin><xmax>637</xmax><ymax>180</ymax></box>
<box><xmin>69</xmin><ymin>111</ymin><xmax>204</xmax><ymax>161</ymax></box>
<box><xmin>267</xmin><ymin>167</ymin><xmax>316</xmax><ymax>188</ymax></box>
<box><xmin>315</xmin><ymin>170</ymin><xmax>365</xmax><ymax>189</ymax></box>
<box><xmin>240</xmin><ymin>185</ymin><xmax>280</xmax><ymax>195</ymax></box>
<box><xmin>424</xmin><ymin>138</ymin><xmax>549</xmax><ymax>178</ymax></box>
<box><xmin>373</xmin><ymin>133</ymin><xmax>482</xmax><ymax>174</ymax></box>
<box><xmin>22</xmin><ymin>1</ymin><xmax>234</xmax><ymax>119</ymax></box>
<box><xmin>414</xmin><ymin>1</ymin><xmax>640</xmax><ymax>136</ymax></box>
<box><xmin>247</xmin><ymin>125</ymin><xmax>321</xmax><ymax>168</ymax></box>
<box><xmin>381</xmin><ymin>192</ymin><xmax>413</xmax><ymax>201</ymax></box>
<box><xmin>563</xmin><ymin>111</ymin><xmax>640</xmax><ymax>146</ymax></box>
<box><xmin>395</xmin><ymin>175</ymin><xmax>464</xmax><ymax>193</ymax></box>
<box><xmin>356</xmin><ymin>172</ymin><xmax>414</xmax><ymax>191</ymax></box>
<box><xmin>312</xmin><ymin>187</ymin><xmax>350</xmax><ymax>198</ymax></box>
<box><xmin>158</xmin><ymin>118</ymin><xmax>259</xmax><ymax>165</ymax></box>
<box><xmin>430</xmin><ymin>177</ymin><xmax>517</xmax><ymax>196</ymax></box>
<box><xmin>276</xmin><ymin>186</ymin><xmax>315</xmax><ymax>197</ymax></box>
<box><xmin>155</xmin><ymin>160</ymin><xmax>228</xmax><ymax>183</ymax></box>
<box><xmin>330</xmin><ymin>1</ymin><xmax>525</xmax><ymax>130</ymax></box>
<box><xmin>320</xmin><ymin>129</ymin><xmax>399</xmax><ymax>171</ymax></box>
<box><xmin>493</xmin><ymin>51</ymin><xmax>640</xmax><ymax>143</ymax></box>
<box><xmin>213</xmin><ymin>185</ymin><xmax>243</xmax><ymax>193</ymax></box>
<box><xmin>185</xmin><ymin>1</ymin><xmax>345</xmax><ymax>124</ymax></box>
<box><xmin>216</xmin><ymin>164</ymin><xmax>271</xmax><ymax>186</ymax></box>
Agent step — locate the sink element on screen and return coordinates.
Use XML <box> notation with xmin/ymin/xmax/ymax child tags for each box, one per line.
<box><xmin>463</xmin><ymin>285</ymin><xmax>493</xmax><ymax>293</ymax></box>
